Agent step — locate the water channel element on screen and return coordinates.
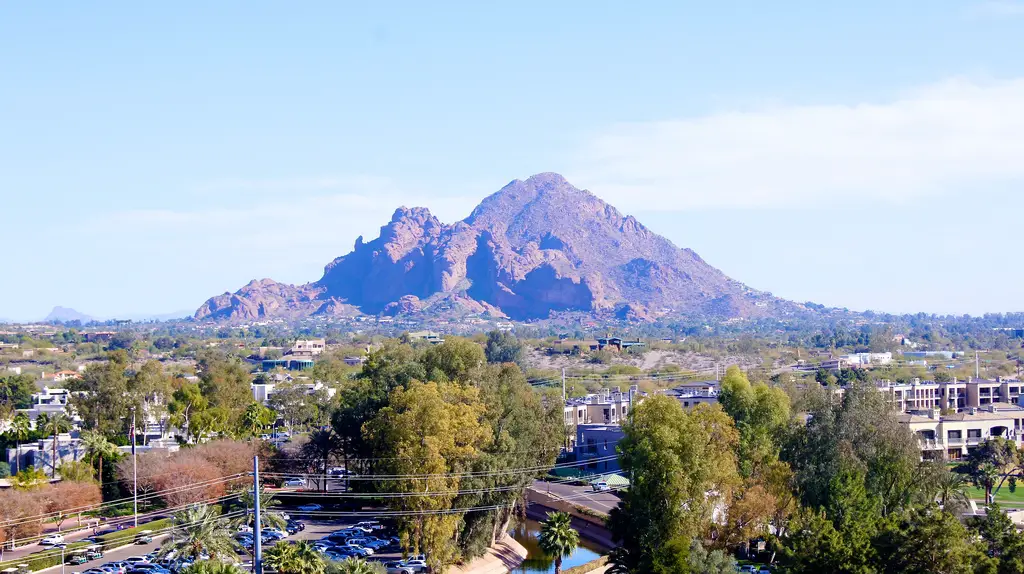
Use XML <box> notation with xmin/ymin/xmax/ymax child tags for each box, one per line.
<box><xmin>509</xmin><ymin>519</ymin><xmax>606</xmax><ymax>573</ymax></box>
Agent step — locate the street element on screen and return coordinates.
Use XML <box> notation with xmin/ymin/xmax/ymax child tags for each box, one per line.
<box><xmin>533</xmin><ymin>480</ymin><xmax>621</xmax><ymax>514</ymax></box>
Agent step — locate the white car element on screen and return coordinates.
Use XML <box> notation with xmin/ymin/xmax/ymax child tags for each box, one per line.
<box><xmin>399</xmin><ymin>559</ymin><xmax>428</xmax><ymax>573</ymax></box>
<box><xmin>282</xmin><ymin>478</ymin><xmax>306</xmax><ymax>487</ymax></box>
<box><xmin>124</xmin><ymin>557</ymin><xmax>150</xmax><ymax>565</ymax></box>
<box><xmin>40</xmin><ymin>534</ymin><xmax>65</xmax><ymax>546</ymax></box>
<box><xmin>296</xmin><ymin>504</ymin><xmax>322</xmax><ymax>511</ymax></box>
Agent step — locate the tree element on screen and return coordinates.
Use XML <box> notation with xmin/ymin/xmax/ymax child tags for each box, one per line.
<box><xmin>235</xmin><ymin>486</ymin><xmax>287</xmax><ymax>531</ymax></box>
<box><xmin>718</xmin><ymin>366</ymin><xmax>791</xmax><ymax>478</ymax></box>
<box><xmin>264</xmin><ymin>541</ymin><xmax>326</xmax><ymax>574</ymax></box>
<box><xmin>239</xmin><ymin>402</ymin><xmax>276</xmax><ymax>440</ymax></box>
<box><xmin>181</xmin><ymin>562</ymin><xmax>247</xmax><ymax>574</ymax></box>
<box><xmin>607</xmin><ymin>397</ymin><xmax>740</xmax><ymax>574</ymax></box>
<box><xmin>69</xmin><ymin>352</ymin><xmax>138</xmax><ymax>435</ymax></box>
<box><xmin>538</xmin><ymin>512</ymin><xmax>580</xmax><ymax>574</ymax></box>
<box><xmin>687</xmin><ymin>540</ymin><xmax>737</xmax><ymax>574</ymax></box>
<box><xmin>329</xmin><ymin>558</ymin><xmax>385</xmax><ymax>574</ymax></box>
<box><xmin>483</xmin><ymin>330</ymin><xmax>524</xmax><ymax>367</ymax></box>
<box><xmin>59</xmin><ymin>460</ymin><xmax>96</xmax><ymax>483</ymax></box>
<box><xmin>81</xmin><ymin>430</ymin><xmax>120</xmax><ymax>488</ymax></box>
<box><xmin>40</xmin><ymin>481</ymin><xmax>102</xmax><ymax>531</ymax></box>
<box><xmin>160</xmin><ymin>504</ymin><xmax>237</xmax><ymax>561</ymax></box>
<box><xmin>960</xmin><ymin>437</ymin><xmax>1022</xmax><ymax>504</ymax></box>
<box><xmin>0</xmin><ymin>374</ymin><xmax>37</xmax><ymax>410</ymax></box>
<box><xmin>197</xmin><ymin>351</ymin><xmax>254</xmax><ymax>429</ymax></box>
<box><xmin>420</xmin><ymin>337</ymin><xmax>485</xmax><ymax>383</ymax></box>
<box><xmin>874</xmin><ymin>505</ymin><xmax>987</xmax><ymax>574</ymax></box>
<box><xmin>11</xmin><ymin>467</ymin><xmax>48</xmax><ymax>490</ymax></box>
<box><xmin>455</xmin><ymin>364</ymin><xmax>563</xmax><ymax>558</ymax></box>
<box><xmin>9</xmin><ymin>412</ymin><xmax>30</xmax><ymax>474</ymax></box>
<box><xmin>364</xmin><ymin>380</ymin><xmax>490</xmax><ymax>571</ymax></box>
<box><xmin>930</xmin><ymin>466</ymin><xmax>971</xmax><ymax>515</ymax></box>
<box><xmin>969</xmin><ymin>503</ymin><xmax>1024</xmax><ymax>574</ymax></box>
<box><xmin>299</xmin><ymin>429</ymin><xmax>341</xmax><ymax>491</ymax></box>
<box><xmin>268</xmin><ymin>384</ymin><xmax>319</xmax><ymax>430</ymax></box>
<box><xmin>39</xmin><ymin>412</ymin><xmax>73</xmax><ymax>477</ymax></box>
<box><xmin>168</xmin><ymin>382</ymin><xmax>207</xmax><ymax>442</ymax></box>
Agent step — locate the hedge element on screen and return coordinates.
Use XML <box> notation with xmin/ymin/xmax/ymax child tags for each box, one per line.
<box><xmin>562</xmin><ymin>556</ymin><xmax>609</xmax><ymax>574</ymax></box>
<box><xmin>96</xmin><ymin>518</ymin><xmax>173</xmax><ymax>551</ymax></box>
<box><xmin>0</xmin><ymin>518</ymin><xmax>173</xmax><ymax>572</ymax></box>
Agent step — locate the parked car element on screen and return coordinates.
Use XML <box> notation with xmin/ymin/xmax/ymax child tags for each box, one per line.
<box><xmin>296</xmin><ymin>504</ymin><xmax>322</xmax><ymax>511</ymax></box>
<box><xmin>592</xmin><ymin>481</ymin><xmax>610</xmax><ymax>492</ymax></box>
<box><xmin>398</xmin><ymin>558</ymin><xmax>428</xmax><ymax>573</ymax></box>
<box><xmin>41</xmin><ymin>534</ymin><xmax>65</xmax><ymax>546</ymax></box>
<box><xmin>123</xmin><ymin>558</ymin><xmax>150</xmax><ymax>565</ymax></box>
<box><xmin>384</xmin><ymin>562</ymin><xmax>415</xmax><ymax>574</ymax></box>
<box><xmin>354</xmin><ymin>521</ymin><xmax>383</xmax><ymax>531</ymax></box>
<box><xmin>282</xmin><ymin>478</ymin><xmax>306</xmax><ymax>488</ymax></box>
<box><xmin>262</xmin><ymin>528</ymin><xmax>287</xmax><ymax>540</ymax></box>
<box><xmin>327</xmin><ymin>467</ymin><xmax>348</xmax><ymax>476</ymax></box>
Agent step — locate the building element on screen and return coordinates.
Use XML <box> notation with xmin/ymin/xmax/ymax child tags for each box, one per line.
<box><xmin>595</xmin><ymin>337</ymin><xmax>647</xmax><ymax>352</ymax></box>
<box><xmin>662</xmin><ymin>382</ymin><xmax>720</xmax><ymax>409</ymax></box>
<box><xmin>563</xmin><ymin>386</ymin><xmax>638</xmax><ymax>427</ymax></box>
<box><xmin>899</xmin><ymin>404</ymin><xmax>1024</xmax><ymax>461</ymax></box>
<box><xmin>576</xmin><ymin>424</ymin><xmax>624</xmax><ymax>473</ymax></box>
<box><xmin>876</xmin><ymin>377</ymin><xmax>1022</xmax><ymax>412</ymax></box>
<box><xmin>343</xmin><ymin>356</ymin><xmax>366</xmax><ymax>367</ymax></box>
<box><xmin>290</xmin><ymin>339</ymin><xmax>326</xmax><ymax>356</ymax></box>
<box><xmin>842</xmin><ymin>352</ymin><xmax>893</xmax><ymax>366</ymax></box>
<box><xmin>262</xmin><ymin>357</ymin><xmax>315</xmax><ymax>371</ymax></box>
<box><xmin>252</xmin><ymin>380</ymin><xmax>337</xmax><ymax>404</ymax></box>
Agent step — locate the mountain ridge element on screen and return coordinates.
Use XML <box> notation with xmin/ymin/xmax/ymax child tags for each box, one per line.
<box><xmin>194</xmin><ymin>173</ymin><xmax>795</xmax><ymax>323</ymax></box>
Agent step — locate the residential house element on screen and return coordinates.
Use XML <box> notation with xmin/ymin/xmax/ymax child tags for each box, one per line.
<box><xmin>576</xmin><ymin>424</ymin><xmax>624</xmax><ymax>473</ymax></box>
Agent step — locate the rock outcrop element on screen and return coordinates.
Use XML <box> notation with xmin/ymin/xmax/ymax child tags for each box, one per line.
<box><xmin>195</xmin><ymin>173</ymin><xmax>786</xmax><ymax>322</ymax></box>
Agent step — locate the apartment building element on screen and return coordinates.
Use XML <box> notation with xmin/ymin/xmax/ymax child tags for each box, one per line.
<box><xmin>562</xmin><ymin>386</ymin><xmax>638</xmax><ymax>427</ymax></box>
<box><xmin>576</xmin><ymin>424</ymin><xmax>624</xmax><ymax>473</ymax></box>
<box><xmin>899</xmin><ymin>404</ymin><xmax>1024</xmax><ymax>461</ymax></box>
<box><xmin>876</xmin><ymin>377</ymin><xmax>1022</xmax><ymax>412</ymax></box>
<box><xmin>661</xmin><ymin>381</ymin><xmax>720</xmax><ymax>409</ymax></box>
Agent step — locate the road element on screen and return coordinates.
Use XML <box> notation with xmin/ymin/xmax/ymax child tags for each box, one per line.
<box><xmin>532</xmin><ymin>480</ymin><xmax>621</xmax><ymax>514</ymax></box>
<box><xmin>37</xmin><ymin>515</ymin><xmax>398</xmax><ymax>574</ymax></box>
<box><xmin>3</xmin><ymin>515</ymin><xmax>150</xmax><ymax>564</ymax></box>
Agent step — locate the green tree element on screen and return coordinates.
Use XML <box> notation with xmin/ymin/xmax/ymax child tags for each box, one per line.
<box><xmin>69</xmin><ymin>351</ymin><xmax>139</xmax><ymax>435</ymax></box>
<box><xmin>268</xmin><ymin>383</ymin><xmax>319</xmax><ymax>430</ymax></box>
<box><xmin>329</xmin><ymin>558</ymin><xmax>385</xmax><ymax>574</ymax></box>
<box><xmin>159</xmin><ymin>504</ymin><xmax>237</xmax><ymax>561</ymax></box>
<box><xmin>874</xmin><ymin>505</ymin><xmax>987</xmax><ymax>574</ymax></box>
<box><xmin>776</xmin><ymin>507</ymin><xmax>870</xmax><ymax>574</ymax></box>
<box><xmin>80</xmin><ymin>430</ymin><xmax>120</xmax><ymax>490</ymax></box>
<box><xmin>181</xmin><ymin>562</ymin><xmax>247</xmax><ymax>574</ymax></box>
<box><xmin>969</xmin><ymin>503</ymin><xmax>1024</xmax><ymax>574</ymax></box>
<box><xmin>9</xmin><ymin>412</ymin><xmax>31</xmax><ymax>474</ymax></box>
<box><xmin>718</xmin><ymin>366</ymin><xmax>791</xmax><ymax>478</ymax></box>
<box><xmin>168</xmin><ymin>383</ymin><xmax>209</xmax><ymax>443</ymax></box>
<box><xmin>197</xmin><ymin>351</ymin><xmax>254</xmax><ymax>429</ymax></box>
<box><xmin>483</xmin><ymin>330</ymin><xmax>525</xmax><ymax>367</ymax></box>
<box><xmin>364</xmin><ymin>380</ymin><xmax>491</xmax><ymax>571</ymax></box>
<box><xmin>239</xmin><ymin>401</ymin><xmax>276</xmax><ymax>439</ymax></box>
<box><xmin>420</xmin><ymin>337</ymin><xmax>485</xmax><ymax>382</ymax></box>
<box><xmin>39</xmin><ymin>412</ymin><xmax>73</xmax><ymax>477</ymax></box>
<box><xmin>607</xmin><ymin>397</ymin><xmax>740</xmax><ymax>574</ymax></box>
<box><xmin>299</xmin><ymin>429</ymin><xmax>341</xmax><ymax>490</ymax></box>
<box><xmin>538</xmin><ymin>512</ymin><xmax>580</xmax><ymax>574</ymax></box>
<box><xmin>264</xmin><ymin>541</ymin><xmax>326</xmax><ymax>574</ymax></box>
<box><xmin>960</xmin><ymin>437</ymin><xmax>1022</xmax><ymax>504</ymax></box>
<box><xmin>59</xmin><ymin>460</ymin><xmax>96</xmax><ymax>483</ymax></box>
<box><xmin>455</xmin><ymin>364</ymin><xmax>563</xmax><ymax>558</ymax></box>
<box><xmin>687</xmin><ymin>540</ymin><xmax>737</xmax><ymax>574</ymax></box>
<box><xmin>235</xmin><ymin>486</ymin><xmax>286</xmax><ymax>530</ymax></box>
<box><xmin>0</xmin><ymin>374</ymin><xmax>37</xmax><ymax>409</ymax></box>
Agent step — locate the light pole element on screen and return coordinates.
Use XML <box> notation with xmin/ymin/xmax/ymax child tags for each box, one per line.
<box><xmin>131</xmin><ymin>407</ymin><xmax>138</xmax><ymax>528</ymax></box>
<box><xmin>61</xmin><ymin>545</ymin><xmax>65</xmax><ymax>574</ymax></box>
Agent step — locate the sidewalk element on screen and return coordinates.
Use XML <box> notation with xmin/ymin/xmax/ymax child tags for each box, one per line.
<box><xmin>448</xmin><ymin>535</ymin><xmax>528</xmax><ymax>574</ymax></box>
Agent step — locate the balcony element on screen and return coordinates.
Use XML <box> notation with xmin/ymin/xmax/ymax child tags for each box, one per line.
<box><xmin>917</xmin><ymin>439</ymin><xmax>943</xmax><ymax>450</ymax></box>
<box><xmin>947</xmin><ymin>438</ymin><xmax>964</xmax><ymax>445</ymax></box>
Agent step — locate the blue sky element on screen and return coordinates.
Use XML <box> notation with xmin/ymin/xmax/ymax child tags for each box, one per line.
<box><xmin>2</xmin><ymin>1</ymin><xmax>1024</xmax><ymax>321</ymax></box>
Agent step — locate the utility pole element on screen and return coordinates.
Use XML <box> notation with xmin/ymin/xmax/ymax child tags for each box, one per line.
<box><xmin>131</xmin><ymin>407</ymin><xmax>138</xmax><ymax>528</ymax></box>
<box><xmin>976</xmin><ymin>351</ymin><xmax>981</xmax><ymax>380</ymax></box>
<box><xmin>253</xmin><ymin>456</ymin><xmax>263</xmax><ymax>574</ymax></box>
<box><xmin>561</xmin><ymin>368</ymin><xmax>566</xmax><ymax>401</ymax></box>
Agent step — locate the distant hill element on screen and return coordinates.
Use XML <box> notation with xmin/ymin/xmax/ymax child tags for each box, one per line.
<box><xmin>195</xmin><ymin>173</ymin><xmax>801</xmax><ymax>323</ymax></box>
<box><xmin>44</xmin><ymin>306</ymin><xmax>96</xmax><ymax>323</ymax></box>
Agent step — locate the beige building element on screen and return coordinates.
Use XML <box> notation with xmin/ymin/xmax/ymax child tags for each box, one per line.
<box><xmin>563</xmin><ymin>386</ymin><xmax>638</xmax><ymax>427</ymax></box>
<box><xmin>899</xmin><ymin>404</ymin><xmax>1024</xmax><ymax>461</ymax></box>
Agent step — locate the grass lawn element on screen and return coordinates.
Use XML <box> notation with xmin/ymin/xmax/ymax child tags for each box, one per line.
<box><xmin>966</xmin><ymin>485</ymin><xmax>1024</xmax><ymax>506</ymax></box>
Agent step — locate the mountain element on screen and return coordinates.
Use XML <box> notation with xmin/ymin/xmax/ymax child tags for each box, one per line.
<box><xmin>44</xmin><ymin>306</ymin><xmax>96</xmax><ymax>323</ymax></box>
<box><xmin>195</xmin><ymin>173</ymin><xmax>793</xmax><ymax>323</ymax></box>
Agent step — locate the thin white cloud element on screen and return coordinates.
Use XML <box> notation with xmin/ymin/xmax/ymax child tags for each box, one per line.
<box><xmin>568</xmin><ymin>78</ymin><xmax>1024</xmax><ymax>210</ymax></box>
<box><xmin>970</xmin><ymin>1</ymin><xmax>1024</xmax><ymax>16</ymax></box>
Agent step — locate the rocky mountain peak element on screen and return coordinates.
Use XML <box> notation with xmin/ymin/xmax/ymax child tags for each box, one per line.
<box><xmin>195</xmin><ymin>173</ymin><xmax>789</xmax><ymax>322</ymax></box>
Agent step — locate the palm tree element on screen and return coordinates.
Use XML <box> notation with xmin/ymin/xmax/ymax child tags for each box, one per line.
<box><xmin>160</xmin><ymin>504</ymin><xmax>237</xmax><ymax>561</ymax></box>
<box><xmin>80</xmin><ymin>430</ymin><xmax>119</xmax><ymax>486</ymax></box>
<box><xmin>329</xmin><ymin>558</ymin><xmax>385</xmax><ymax>574</ymax></box>
<box><xmin>538</xmin><ymin>511</ymin><xmax>580</xmax><ymax>574</ymax></box>
<box><xmin>240</xmin><ymin>402</ymin><xmax>276</xmax><ymax>439</ymax></box>
<box><xmin>10</xmin><ymin>412</ymin><xmax>31</xmax><ymax>475</ymax></box>
<box><xmin>265</xmin><ymin>541</ymin><xmax>326</xmax><ymax>574</ymax></box>
<box><xmin>234</xmin><ymin>485</ymin><xmax>286</xmax><ymax>530</ymax></box>
<box><xmin>181</xmin><ymin>562</ymin><xmax>246</xmax><ymax>574</ymax></box>
<box><xmin>40</xmin><ymin>412</ymin><xmax>73</xmax><ymax>477</ymax></box>
<box><xmin>300</xmin><ymin>429</ymin><xmax>340</xmax><ymax>490</ymax></box>
<box><xmin>936</xmin><ymin>471</ymin><xmax>972</xmax><ymax>512</ymax></box>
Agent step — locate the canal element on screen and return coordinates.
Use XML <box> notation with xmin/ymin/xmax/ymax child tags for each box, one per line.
<box><xmin>509</xmin><ymin>518</ymin><xmax>606</xmax><ymax>573</ymax></box>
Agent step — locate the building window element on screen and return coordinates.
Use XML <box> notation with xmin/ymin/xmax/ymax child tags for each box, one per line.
<box><xmin>968</xmin><ymin>429</ymin><xmax>982</xmax><ymax>439</ymax></box>
<box><xmin>948</xmin><ymin>430</ymin><xmax>962</xmax><ymax>440</ymax></box>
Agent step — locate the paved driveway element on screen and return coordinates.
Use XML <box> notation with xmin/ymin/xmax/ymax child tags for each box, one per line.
<box><xmin>532</xmin><ymin>480</ymin><xmax>621</xmax><ymax>514</ymax></box>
